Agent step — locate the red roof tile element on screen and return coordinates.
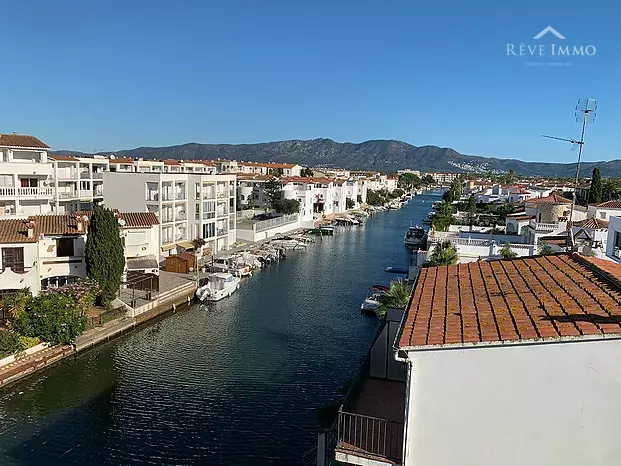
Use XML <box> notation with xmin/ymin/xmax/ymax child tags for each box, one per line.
<box><xmin>593</xmin><ymin>200</ymin><xmax>621</xmax><ymax>209</ymax></box>
<box><xmin>117</xmin><ymin>212</ymin><xmax>159</xmax><ymax>229</ymax></box>
<box><xmin>49</xmin><ymin>155</ymin><xmax>79</xmax><ymax>162</ymax></box>
<box><xmin>110</xmin><ymin>157</ymin><xmax>134</xmax><ymax>164</ymax></box>
<box><xmin>0</xmin><ymin>133</ymin><xmax>50</xmax><ymax>149</ymax></box>
<box><xmin>526</xmin><ymin>194</ymin><xmax>571</xmax><ymax>205</ymax></box>
<box><xmin>398</xmin><ymin>253</ymin><xmax>621</xmax><ymax>349</ymax></box>
<box><xmin>571</xmin><ymin>218</ymin><xmax>609</xmax><ymax>229</ymax></box>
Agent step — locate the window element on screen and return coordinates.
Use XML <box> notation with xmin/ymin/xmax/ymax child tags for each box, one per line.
<box><xmin>240</xmin><ymin>194</ymin><xmax>245</xmax><ymax>201</ymax></box>
<box><xmin>600</xmin><ymin>211</ymin><xmax>607</xmax><ymax>219</ymax></box>
<box><xmin>195</xmin><ymin>203</ymin><xmax>200</xmax><ymax>220</ymax></box>
<box><xmin>2</xmin><ymin>247</ymin><xmax>24</xmax><ymax>272</ymax></box>
<box><xmin>203</xmin><ymin>222</ymin><xmax>216</xmax><ymax>238</ymax></box>
<box><xmin>615</xmin><ymin>232</ymin><xmax>621</xmax><ymax>249</ymax></box>
<box><xmin>56</xmin><ymin>238</ymin><xmax>74</xmax><ymax>257</ymax></box>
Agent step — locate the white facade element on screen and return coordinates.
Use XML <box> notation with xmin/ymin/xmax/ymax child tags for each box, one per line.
<box><xmin>588</xmin><ymin>204</ymin><xmax>621</xmax><ymax>222</ymax></box>
<box><xmin>0</xmin><ymin>143</ymin><xmax>54</xmax><ymax>217</ymax></box>
<box><xmin>51</xmin><ymin>156</ymin><xmax>108</xmax><ymax>213</ymax></box>
<box><xmin>402</xmin><ymin>339</ymin><xmax>621</xmax><ymax>466</ymax></box>
<box><xmin>103</xmin><ymin>172</ymin><xmax>236</xmax><ymax>259</ymax></box>
<box><xmin>606</xmin><ymin>216</ymin><xmax>621</xmax><ymax>261</ymax></box>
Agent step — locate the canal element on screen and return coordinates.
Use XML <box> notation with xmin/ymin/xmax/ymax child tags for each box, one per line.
<box><xmin>0</xmin><ymin>191</ymin><xmax>441</xmax><ymax>466</ymax></box>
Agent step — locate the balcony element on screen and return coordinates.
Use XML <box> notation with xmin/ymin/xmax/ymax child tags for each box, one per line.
<box><xmin>92</xmin><ymin>172</ymin><xmax>104</xmax><ymax>179</ymax></box>
<box><xmin>0</xmin><ymin>187</ymin><xmax>54</xmax><ymax>199</ymax></box>
<box><xmin>57</xmin><ymin>171</ymin><xmax>78</xmax><ymax>180</ymax></box>
<box><xmin>216</xmin><ymin>191</ymin><xmax>227</xmax><ymax>199</ymax></box>
<box><xmin>216</xmin><ymin>228</ymin><xmax>227</xmax><ymax>236</ymax></box>
<box><xmin>58</xmin><ymin>191</ymin><xmax>76</xmax><ymax>200</ymax></box>
<box><xmin>529</xmin><ymin>219</ymin><xmax>561</xmax><ymax>232</ymax></box>
<box><xmin>78</xmin><ymin>190</ymin><xmax>93</xmax><ymax>199</ymax></box>
<box><xmin>175</xmin><ymin>193</ymin><xmax>186</xmax><ymax>201</ymax></box>
<box><xmin>175</xmin><ymin>211</ymin><xmax>187</xmax><ymax>221</ymax></box>
<box><xmin>79</xmin><ymin>171</ymin><xmax>91</xmax><ymax>179</ymax></box>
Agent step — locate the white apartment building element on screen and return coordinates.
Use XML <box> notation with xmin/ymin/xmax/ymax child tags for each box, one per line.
<box><xmin>588</xmin><ymin>200</ymin><xmax>621</xmax><ymax>222</ymax></box>
<box><xmin>238</xmin><ymin>162</ymin><xmax>302</xmax><ymax>177</ymax></box>
<box><xmin>103</xmin><ymin>172</ymin><xmax>236</xmax><ymax>259</ymax></box>
<box><xmin>50</xmin><ymin>155</ymin><xmax>108</xmax><ymax>213</ymax></box>
<box><xmin>423</xmin><ymin>171</ymin><xmax>459</xmax><ymax>184</ymax></box>
<box><xmin>0</xmin><ymin>133</ymin><xmax>54</xmax><ymax>217</ymax></box>
<box><xmin>237</xmin><ymin>174</ymin><xmax>272</xmax><ymax>209</ymax></box>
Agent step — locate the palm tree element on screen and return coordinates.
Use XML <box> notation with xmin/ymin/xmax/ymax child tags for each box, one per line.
<box><xmin>424</xmin><ymin>240</ymin><xmax>458</xmax><ymax>267</ymax></box>
<box><xmin>500</xmin><ymin>242</ymin><xmax>518</xmax><ymax>259</ymax></box>
<box><xmin>1</xmin><ymin>288</ymin><xmax>31</xmax><ymax>319</ymax></box>
<box><xmin>377</xmin><ymin>280</ymin><xmax>411</xmax><ymax>319</ymax></box>
<box><xmin>538</xmin><ymin>241</ymin><xmax>555</xmax><ymax>255</ymax></box>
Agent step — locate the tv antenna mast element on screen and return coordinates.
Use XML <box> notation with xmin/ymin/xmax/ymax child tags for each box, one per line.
<box><xmin>542</xmin><ymin>98</ymin><xmax>597</xmax><ymax>249</ymax></box>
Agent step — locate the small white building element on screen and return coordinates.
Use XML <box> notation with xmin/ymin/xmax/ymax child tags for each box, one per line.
<box><xmin>0</xmin><ymin>133</ymin><xmax>54</xmax><ymax>217</ymax></box>
<box><xmin>588</xmin><ymin>200</ymin><xmax>621</xmax><ymax>222</ymax></box>
<box><xmin>238</xmin><ymin>162</ymin><xmax>302</xmax><ymax>177</ymax></box>
<box><xmin>335</xmin><ymin>254</ymin><xmax>621</xmax><ymax>466</ymax></box>
<box><xmin>236</xmin><ymin>174</ymin><xmax>272</xmax><ymax>209</ymax></box>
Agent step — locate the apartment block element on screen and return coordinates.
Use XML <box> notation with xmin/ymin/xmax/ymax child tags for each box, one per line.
<box><xmin>103</xmin><ymin>172</ymin><xmax>236</xmax><ymax>259</ymax></box>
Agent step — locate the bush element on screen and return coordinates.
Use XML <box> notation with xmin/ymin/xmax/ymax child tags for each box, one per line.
<box><xmin>18</xmin><ymin>335</ymin><xmax>41</xmax><ymax>350</ymax></box>
<box><xmin>0</xmin><ymin>330</ymin><xmax>22</xmax><ymax>358</ymax></box>
<box><xmin>273</xmin><ymin>198</ymin><xmax>300</xmax><ymax>215</ymax></box>
<box><xmin>345</xmin><ymin>198</ymin><xmax>355</xmax><ymax>209</ymax></box>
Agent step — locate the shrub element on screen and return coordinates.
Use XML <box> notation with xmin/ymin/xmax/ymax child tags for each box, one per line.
<box><xmin>0</xmin><ymin>330</ymin><xmax>21</xmax><ymax>358</ymax></box>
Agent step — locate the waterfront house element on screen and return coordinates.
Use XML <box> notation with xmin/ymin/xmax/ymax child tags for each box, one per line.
<box><xmin>570</xmin><ymin>217</ymin><xmax>609</xmax><ymax>258</ymax></box>
<box><xmin>238</xmin><ymin>161</ymin><xmax>303</xmax><ymax>177</ymax></box>
<box><xmin>0</xmin><ymin>133</ymin><xmax>54</xmax><ymax>217</ymax></box>
<box><xmin>236</xmin><ymin>174</ymin><xmax>273</xmax><ymax>209</ymax></box>
<box><xmin>523</xmin><ymin>194</ymin><xmax>586</xmax><ymax>245</ymax></box>
<box><xmin>0</xmin><ymin>211</ymin><xmax>160</xmax><ymax>297</ymax></box>
<box><xmin>336</xmin><ymin>254</ymin><xmax>621</xmax><ymax>466</ymax></box>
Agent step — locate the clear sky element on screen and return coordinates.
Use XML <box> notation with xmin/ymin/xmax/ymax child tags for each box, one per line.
<box><xmin>1</xmin><ymin>0</ymin><xmax>619</xmax><ymax>163</ymax></box>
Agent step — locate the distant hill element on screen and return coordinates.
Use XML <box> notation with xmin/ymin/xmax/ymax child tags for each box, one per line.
<box><xmin>52</xmin><ymin>138</ymin><xmax>621</xmax><ymax>177</ymax></box>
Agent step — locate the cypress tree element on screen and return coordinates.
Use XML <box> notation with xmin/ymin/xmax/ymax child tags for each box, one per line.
<box><xmin>587</xmin><ymin>167</ymin><xmax>603</xmax><ymax>204</ymax></box>
<box><xmin>85</xmin><ymin>206</ymin><xmax>125</xmax><ymax>305</ymax></box>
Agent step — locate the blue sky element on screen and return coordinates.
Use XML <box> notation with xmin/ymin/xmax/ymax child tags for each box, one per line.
<box><xmin>1</xmin><ymin>0</ymin><xmax>619</xmax><ymax>163</ymax></box>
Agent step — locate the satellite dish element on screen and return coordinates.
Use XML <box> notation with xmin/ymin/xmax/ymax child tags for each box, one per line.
<box><xmin>110</xmin><ymin>154</ymin><xmax>116</xmax><ymax>159</ymax></box>
<box><xmin>118</xmin><ymin>219</ymin><xmax>126</xmax><ymax>227</ymax></box>
<box><xmin>82</xmin><ymin>215</ymin><xmax>89</xmax><ymax>223</ymax></box>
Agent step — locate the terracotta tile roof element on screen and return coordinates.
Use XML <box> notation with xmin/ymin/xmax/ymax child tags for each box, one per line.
<box><xmin>239</xmin><ymin>162</ymin><xmax>298</xmax><ymax>169</ymax></box>
<box><xmin>593</xmin><ymin>200</ymin><xmax>621</xmax><ymax>209</ymax></box>
<box><xmin>161</xmin><ymin>159</ymin><xmax>181</xmax><ymax>165</ymax></box>
<box><xmin>0</xmin><ymin>133</ymin><xmax>50</xmax><ymax>149</ymax></box>
<box><xmin>110</xmin><ymin>157</ymin><xmax>134</xmax><ymax>164</ymax></box>
<box><xmin>117</xmin><ymin>212</ymin><xmax>159</xmax><ymax>229</ymax></box>
<box><xmin>0</xmin><ymin>219</ymin><xmax>36</xmax><ymax>243</ymax></box>
<box><xmin>0</xmin><ymin>211</ymin><xmax>158</xmax><ymax>243</ymax></box>
<box><xmin>526</xmin><ymin>194</ymin><xmax>572</xmax><ymax>205</ymax></box>
<box><xmin>398</xmin><ymin>254</ymin><xmax>621</xmax><ymax>350</ymax></box>
<box><xmin>282</xmin><ymin>176</ymin><xmax>334</xmax><ymax>185</ymax></box>
<box><xmin>580</xmin><ymin>256</ymin><xmax>621</xmax><ymax>283</ymax></box>
<box><xmin>539</xmin><ymin>235</ymin><xmax>569</xmax><ymax>246</ymax></box>
<box><xmin>236</xmin><ymin>174</ymin><xmax>274</xmax><ymax>181</ymax></box>
<box><xmin>506</xmin><ymin>215</ymin><xmax>535</xmax><ymax>221</ymax></box>
<box><xmin>49</xmin><ymin>155</ymin><xmax>79</xmax><ymax>162</ymax></box>
<box><xmin>571</xmin><ymin>218</ymin><xmax>609</xmax><ymax>229</ymax></box>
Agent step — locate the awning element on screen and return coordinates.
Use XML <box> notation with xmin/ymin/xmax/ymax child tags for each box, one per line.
<box><xmin>161</xmin><ymin>243</ymin><xmax>176</xmax><ymax>252</ymax></box>
<box><xmin>176</xmin><ymin>241</ymin><xmax>194</xmax><ymax>250</ymax></box>
<box><xmin>127</xmin><ymin>255</ymin><xmax>159</xmax><ymax>271</ymax></box>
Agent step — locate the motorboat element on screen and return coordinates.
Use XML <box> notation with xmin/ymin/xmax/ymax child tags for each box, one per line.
<box><xmin>360</xmin><ymin>285</ymin><xmax>390</xmax><ymax>313</ymax></box>
<box><xmin>385</xmin><ymin>266</ymin><xmax>409</xmax><ymax>274</ymax></box>
<box><xmin>196</xmin><ymin>273</ymin><xmax>241</xmax><ymax>302</ymax></box>
<box><xmin>404</xmin><ymin>226</ymin><xmax>427</xmax><ymax>248</ymax></box>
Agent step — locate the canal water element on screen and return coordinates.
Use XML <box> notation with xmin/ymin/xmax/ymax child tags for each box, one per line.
<box><xmin>0</xmin><ymin>191</ymin><xmax>441</xmax><ymax>466</ymax></box>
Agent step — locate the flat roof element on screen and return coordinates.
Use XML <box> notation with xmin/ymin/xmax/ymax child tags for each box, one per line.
<box><xmin>398</xmin><ymin>254</ymin><xmax>621</xmax><ymax>351</ymax></box>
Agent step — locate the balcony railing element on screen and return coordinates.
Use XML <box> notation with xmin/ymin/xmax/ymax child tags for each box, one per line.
<box><xmin>175</xmin><ymin>212</ymin><xmax>187</xmax><ymax>221</ymax></box>
<box><xmin>58</xmin><ymin>191</ymin><xmax>76</xmax><ymax>199</ymax></box>
<box><xmin>0</xmin><ymin>187</ymin><xmax>55</xmax><ymax>198</ymax></box>
<box><xmin>79</xmin><ymin>171</ymin><xmax>91</xmax><ymax>179</ymax></box>
<box><xmin>216</xmin><ymin>191</ymin><xmax>227</xmax><ymax>198</ymax></box>
<box><xmin>216</xmin><ymin>228</ymin><xmax>227</xmax><ymax>236</ymax></box>
<box><xmin>337</xmin><ymin>412</ymin><xmax>404</xmax><ymax>463</ymax></box>
<box><xmin>175</xmin><ymin>193</ymin><xmax>186</xmax><ymax>201</ymax></box>
<box><xmin>529</xmin><ymin>219</ymin><xmax>560</xmax><ymax>232</ymax></box>
<box><xmin>92</xmin><ymin>172</ymin><xmax>104</xmax><ymax>179</ymax></box>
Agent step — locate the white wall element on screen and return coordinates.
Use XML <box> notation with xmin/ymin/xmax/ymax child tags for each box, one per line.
<box><xmin>606</xmin><ymin>216</ymin><xmax>621</xmax><ymax>261</ymax></box>
<box><xmin>404</xmin><ymin>339</ymin><xmax>621</xmax><ymax>466</ymax></box>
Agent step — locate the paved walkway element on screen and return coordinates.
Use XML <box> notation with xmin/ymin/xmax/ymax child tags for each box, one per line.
<box><xmin>75</xmin><ymin>316</ymin><xmax>137</xmax><ymax>352</ymax></box>
<box><xmin>0</xmin><ymin>344</ymin><xmax>73</xmax><ymax>387</ymax></box>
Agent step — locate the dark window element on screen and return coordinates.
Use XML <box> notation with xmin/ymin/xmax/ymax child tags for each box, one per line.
<box><xmin>56</xmin><ymin>238</ymin><xmax>75</xmax><ymax>257</ymax></box>
<box><xmin>615</xmin><ymin>232</ymin><xmax>621</xmax><ymax>249</ymax></box>
<box><xmin>2</xmin><ymin>247</ymin><xmax>24</xmax><ymax>272</ymax></box>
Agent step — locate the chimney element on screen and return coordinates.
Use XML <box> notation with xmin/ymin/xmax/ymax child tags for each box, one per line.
<box><xmin>25</xmin><ymin>219</ymin><xmax>36</xmax><ymax>239</ymax></box>
<box><xmin>13</xmin><ymin>131</ymin><xmax>18</xmax><ymax>135</ymax></box>
<box><xmin>76</xmin><ymin>215</ymin><xmax>83</xmax><ymax>232</ymax></box>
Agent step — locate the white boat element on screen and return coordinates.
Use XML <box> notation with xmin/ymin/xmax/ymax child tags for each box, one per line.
<box><xmin>196</xmin><ymin>273</ymin><xmax>241</xmax><ymax>302</ymax></box>
<box><xmin>404</xmin><ymin>226</ymin><xmax>427</xmax><ymax>248</ymax></box>
<box><xmin>360</xmin><ymin>285</ymin><xmax>390</xmax><ymax>313</ymax></box>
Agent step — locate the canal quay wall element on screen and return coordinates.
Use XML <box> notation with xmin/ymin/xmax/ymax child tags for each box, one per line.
<box><xmin>0</xmin><ymin>279</ymin><xmax>197</xmax><ymax>388</ymax></box>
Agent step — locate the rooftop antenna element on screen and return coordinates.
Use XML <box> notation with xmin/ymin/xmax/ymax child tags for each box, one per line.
<box><xmin>542</xmin><ymin>97</ymin><xmax>597</xmax><ymax>250</ymax></box>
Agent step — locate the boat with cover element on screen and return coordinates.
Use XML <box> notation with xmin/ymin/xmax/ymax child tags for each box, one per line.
<box><xmin>360</xmin><ymin>285</ymin><xmax>390</xmax><ymax>312</ymax></box>
<box><xmin>196</xmin><ymin>273</ymin><xmax>241</xmax><ymax>302</ymax></box>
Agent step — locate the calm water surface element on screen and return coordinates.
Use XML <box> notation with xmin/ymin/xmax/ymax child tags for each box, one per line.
<box><xmin>0</xmin><ymin>191</ymin><xmax>440</xmax><ymax>466</ymax></box>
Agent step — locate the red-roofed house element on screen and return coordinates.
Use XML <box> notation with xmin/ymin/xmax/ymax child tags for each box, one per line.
<box><xmin>588</xmin><ymin>200</ymin><xmax>621</xmax><ymax>222</ymax></box>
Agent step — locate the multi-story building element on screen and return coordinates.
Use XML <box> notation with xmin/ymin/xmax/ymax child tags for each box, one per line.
<box><xmin>103</xmin><ymin>172</ymin><xmax>236</xmax><ymax>259</ymax></box>
<box><xmin>50</xmin><ymin>155</ymin><xmax>108</xmax><ymax>213</ymax></box>
<box><xmin>423</xmin><ymin>171</ymin><xmax>459</xmax><ymax>185</ymax></box>
<box><xmin>238</xmin><ymin>162</ymin><xmax>302</xmax><ymax>177</ymax></box>
<box><xmin>0</xmin><ymin>133</ymin><xmax>54</xmax><ymax>217</ymax></box>
<box><xmin>237</xmin><ymin>174</ymin><xmax>272</xmax><ymax>209</ymax></box>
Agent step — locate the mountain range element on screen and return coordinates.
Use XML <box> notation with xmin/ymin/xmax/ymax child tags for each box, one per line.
<box><xmin>53</xmin><ymin>138</ymin><xmax>621</xmax><ymax>178</ymax></box>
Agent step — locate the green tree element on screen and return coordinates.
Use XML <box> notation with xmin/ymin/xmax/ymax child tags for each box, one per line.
<box><xmin>587</xmin><ymin>168</ymin><xmax>603</xmax><ymax>204</ymax></box>
<box><xmin>467</xmin><ymin>194</ymin><xmax>476</xmax><ymax>213</ymax></box>
<box><xmin>345</xmin><ymin>198</ymin><xmax>355</xmax><ymax>209</ymax></box>
<box><xmin>431</xmin><ymin>201</ymin><xmax>455</xmax><ymax>231</ymax></box>
<box><xmin>603</xmin><ymin>178</ymin><xmax>621</xmax><ymax>202</ymax></box>
<box><xmin>264</xmin><ymin>178</ymin><xmax>283</xmax><ymax>209</ymax></box>
<box><xmin>377</xmin><ymin>280</ymin><xmax>412</xmax><ymax>319</ymax></box>
<box><xmin>398</xmin><ymin>173</ymin><xmax>421</xmax><ymax>190</ymax></box>
<box><xmin>421</xmin><ymin>175</ymin><xmax>435</xmax><ymax>185</ymax></box>
<box><xmin>273</xmin><ymin>198</ymin><xmax>300</xmax><ymax>214</ymax></box>
<box><xmin>300</xmin><ymin>167</ymin><xmax>314</xmax><ymax>177</ymax></box>
<box><xmin>500</xmin><ymin>241</ymin><xmax>518</xmax><ymax>259</ymax></box>
<box><xmin>269</xmin><ymin>167</ymin><xmax>284</xmax><ymax>177</ymax></box>
<box><xmin>538</xmin><ymin>241</ymin><xmax>556</xmax><ymax>255</ymax></box>
<box><xmin>0</xmin><ymin>330</ymin><xmax>22</xmax><ymax>358</ymax></box>
<box><xmin>85</xmin><ymin>206</ymin><xmax>125</xmax><ymax>305</ymax></box>
<box><xmin>246</xmin><ymin>197</ymin><xmax>255</xmax><ymax>210</ymax></box>
<box><xmin>424</xmin><ymin>240</ymin><xmax>458</xmax><ymax>267</ymax></box>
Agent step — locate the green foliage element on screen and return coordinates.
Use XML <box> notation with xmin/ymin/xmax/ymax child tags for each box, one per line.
<box><xmin>588</xmin><ymin>168</ymin><xmax>603</xmax><ymax>204</ymax></box>
<box><xmin>0</xmin><ymin>288</ymin><xmax>31</xmax><ymax>320</ymax></box>
<box><xmin>356</xmin><ymin>194</ymin><xmax>363</xmax><ymax>203</ymax></box>
<box><xmin>538</xmin><ymin>241</ymin><xmax>556</xmax><ymax>256</ymax></box>
<box><xmin>85</xmin><ymin>206</ymin><xmax>125</xmax><ymax>305</ymax></box>
<box><xmin>421</xmin><ymin>174</ymin><xmax>435</xmax><ymax>185</ymax></box>
<box><xmin>602</xmin><ymin>179</ymin><xmax>621</xmax><ymax>202</ymax></box>
<box><xmin>272</xmin><ymin>198</ymin><xmax>300</xmax><ymax>215</ymax></box>
<box><xmin>431</xmin><ymin>201</ymin><xmax>455</xmax><ymax>231</ymax></box>
<box><xmin>467</xmin><ymin>194</ymin><xmax>476</xmax><ymax>213</ymax></box>
<box><xmin>300</xmin><ymin>167</ymin><xmax>314</xmax><ymax>177</ymax></box>
<box><xmin>264</xmin><ymin>179</ymin><xmax>283</xmax><ymax>209</ymax></box>
<box><xmin>345</xmin><ymin>198</ymin><xmax>355</xmax><ymax>209</ymax></box>
<box><xmin>392</xmin><ymin>188</ymin><xmax>405</xmax><ymax>198</ymax></box>
<box><xmin>0</xmin><ymin>330</ymin><xmax>22</xmax><ymax>358</ymax></box>
<box><xmin>377</xmin><ymin>280</ymin><xmax>412</xmax><ymax>318</ymax></box>
<box><xmin>500</xmin><ymin>241</ymin><xmax>518</xmax><ymax>259</ymax></box>
<box><xmin>424</xmin><ymin>240</ymin><xmax>458</xmax><ymax>267</ymax></box>
<box><xmin>269</xmin><ymin>167</ymin><xmax>284</xmax><ymax>177</ymax></box>
<box><xmin>366</xmin><ymin>189</ymin><xmax>387</xmax><ymax>206</ymax></box>
<box><xmin>398</xmin><ymin>173</ymin><xmax>421</xmax><ymax>190</ymax></box>
<box><xmin>9</xmin><ymin>281</ymin><xmax>96</xmax><ymax>345</ymax></box>
<box><xmin>18</xmin><ymin>335</ymin><xmax>41</xmax><ymax>350</ymax></box>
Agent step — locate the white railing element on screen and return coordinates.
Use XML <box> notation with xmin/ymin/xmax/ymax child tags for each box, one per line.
<box><xmin>3</xmin><ymin>187</ymin><xmax>56</xmax><ymax>198</ymax></box>
<box><xmin>216</xmin><ymin>191</ymin><xmax>227</xmax><ymax>198</ymax></box>
<box><xmin>58</xmin><ymin>191</ymin><xmax>76</xmax><ymax>199</ymax></box>
<box><xmin>529</xmin><ymin>220</ymin><xmax>559</xmax><ymax>232</ymax></box>
<box><xmin>0</xmin><ymin>187</ymin><xmax>16</xmax><ymax>197</ymax></box>
<box><xmin>92</xmin><ymin>172</ymin><xmax>104</xmax><ymax>179</ymax></box>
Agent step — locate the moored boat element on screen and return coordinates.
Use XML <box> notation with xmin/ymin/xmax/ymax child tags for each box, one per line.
<box><xmin>404</xmin><ymin>225</ymin><xmax>427</xmax><ymax>249</ymax></box>
<box><xmin>360</xmin><ymin>285</ymin><xmax>390</xmax><ymax>313</ymax></box>
<box><xmin>196</xmin><ymin>273</ymin><xmax>241</xmax><ymax>302</ymax></box>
